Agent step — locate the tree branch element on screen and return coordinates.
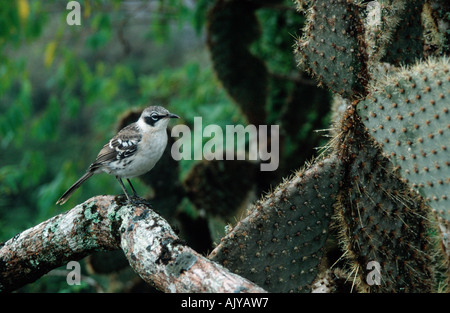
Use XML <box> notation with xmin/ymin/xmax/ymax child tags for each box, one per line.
<box><xmin>0</xmin><ymin>196</ymin><xmax>266</xmax><ymax>293</ymax></box>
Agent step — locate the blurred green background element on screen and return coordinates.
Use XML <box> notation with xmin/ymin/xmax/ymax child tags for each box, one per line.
<box><xmin>0</xmin><ymin>0</ymin><xmax>331</xmax><ymax>292</ymax></box>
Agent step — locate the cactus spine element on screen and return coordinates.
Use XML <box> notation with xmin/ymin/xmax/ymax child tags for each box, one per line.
<box><xmin>203</xmin><ymin>0</ymin><xmax>449</xmax><ymax>292</ymax></box>
<box><xmin>209</xmin><ymin>156</ymin><xmax>343</xmax><ymax>292</ymax></box>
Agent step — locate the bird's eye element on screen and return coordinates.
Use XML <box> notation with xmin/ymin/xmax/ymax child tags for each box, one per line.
<box><xmin>150</xmin><ymin>113</ymin><xmax>159</xmax><ymax>121</ymax></box>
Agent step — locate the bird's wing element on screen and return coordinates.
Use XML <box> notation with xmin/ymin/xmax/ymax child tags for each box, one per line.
<box><xmin>90</xmin><ymin>123</ymin><xmax>142</xmax><ymax>169</ymax></box>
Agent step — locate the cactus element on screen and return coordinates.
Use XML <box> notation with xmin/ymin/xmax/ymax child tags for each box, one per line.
<box><xmin>4</xmin><ymin>0</ymin><xmax>449</xmax><ymax>293</ymax></box>
<box><xmin>357</xmin><ymin>57</ymin><xmax>449</xmax><ymax>229</ymax></box>
<box><xmin>183</xmin><ymin>156</ymin><xmax>258</xmax><ymax>219</ymax></box>
<box><xmin>376</xmin><ymin>0</ymin><xmax>426</xmax><ymax>66</ymax></box>
<box><xmin>206</xmin><ymin>0</ymin><xmax>268</xmax><ymax>126</ymax></box>
<box><xmin>205</xmin><ymin>0</ymin><xmax>449</xmax><ymax>292</ymax></box>
<box><xmin>209</xmin><ymin>155</ymin><xmax>344</xmax><ymax>292</ymax></box>
<box><xmin>311</xmin><ymin>268</ymin><xmax>352</xmax><ymax>293</ymax></box>
<box><xmin>334</xmin><ymin>107</ymin><xmax>434</xmax><ymax>292</ymax></box>
<box><xmin>295</xmin><ymin>0</ymin><xmax>370</xmax><ymax>99</ymax></box>
<box><xmin>295</xmin><ymin>0</ymin><xmax>448</xmax><ymax>292</ymax></box>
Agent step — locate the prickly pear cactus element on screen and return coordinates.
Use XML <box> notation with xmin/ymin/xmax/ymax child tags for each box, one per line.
<box><xmin>183</xmin><ymin>157</ymin><xmax>257</xmax><ymax>218</ymax></box>
<box><xmin>207</xmin><ymin>0</ymin><xmax>449</xmax><ymax>292</ymax></box>
<box><xmin>295</xmin><ymin>0</ymin><xmax>369</xmax><ymax>98</ymax></box>
<box><xmin>293</xmin><ymin>0</ymin><xmax>449</xmax><ymax>292</ymax></box>
<box><xmin>206</xmin><ymin>0</ymin><xmax>268</xmax><ymax>125</ymax></box>
<box><xmin>376</xmin><ymin>0</ymin><xmax>426</xmax><ymax>66</ymax></box>
<box><xmin>357</xmin><ymin>57</ymin><xmax>449</xmax><ymax>228</ymax></box>
<box><xmin>209</xmin><ymin>156</ymin><xmax>343</xmax><ymax>292</ymax></box>
<box><xmin>335</xmin><ymin>107</ymin><xmax>434</xmax><ymax>292</ymax></box>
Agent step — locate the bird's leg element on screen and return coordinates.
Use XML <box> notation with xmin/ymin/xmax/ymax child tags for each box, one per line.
<box><xmin>116</xmin><ymin>176</ymin><xmax>132</xmax><ymax>203</ymax></box>
<box><xmin>127</xmin><ymin>179</ymin><xmax>138</xmax><ymax>197</ymax></box>
<box><xmin>116</xmin><ymin>177</ymin><xmax>149</xmax><ymax>206</ymax></box>
<box><xmin>126</xmin><ymin>179</ymin><xmax>150</xmax><ymax>206</ymax></box>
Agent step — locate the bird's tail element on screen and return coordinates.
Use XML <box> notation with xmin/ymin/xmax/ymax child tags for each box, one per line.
<box><xmin>56</xmin><ymin>171</ymin><xmax>94</xmax><ymax>205</ymax></box>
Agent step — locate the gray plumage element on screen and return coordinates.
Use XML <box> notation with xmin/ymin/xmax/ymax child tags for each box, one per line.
<box><xmin>56</xmin><ymin>106</ymin><xmax>179</xmax><ymax>205</ymax></box>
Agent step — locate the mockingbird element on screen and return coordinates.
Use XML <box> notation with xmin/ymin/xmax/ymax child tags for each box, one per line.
<box><xmin>56</xmin><ymin>106</ymin><xmax>179</xmax><ymax>205</ymax></box>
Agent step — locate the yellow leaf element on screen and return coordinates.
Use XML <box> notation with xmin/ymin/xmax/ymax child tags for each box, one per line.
<box><xmin>17</xmin><ymin>0</ymin><xmax>30</xmax><ymax>24</ymax></box>
<box><xmin>84</xmin><ymin>0</ymin><xmax>91</xmax><ymax>18</ymax></box>
<box><xmin>44</xmin><ymin>41</ymin><xmax>57</xmax><ymax>67</ymax></box>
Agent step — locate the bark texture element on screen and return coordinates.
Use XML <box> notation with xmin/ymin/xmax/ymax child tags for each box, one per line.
<box><xmin>0</xmin><ymin>195</ymin><xmax>266</xmax><ymax>293</ymax></box>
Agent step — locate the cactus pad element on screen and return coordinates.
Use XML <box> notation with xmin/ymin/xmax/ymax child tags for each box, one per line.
<box><xmin>335</xmin><ymin>108</ymin><xmax>434</xmax><ymax>292</ymax></box>
<box><xmin>183</xmin><ymin>158</ymin><xmax>257</xmax><ymax>218</ymax></box>
<box><xmin>357</xmin><ymin>57</ymin><xmax>449</xmax><ymax>229</ymax></box>
<box><xmin>379</xmin><ymin>0</ymin><xmax>425</xmax><ymax>66</ymax></box>
<box><xmin>206</xmin><ymin>0</ymin><xmax>268</xmax><ymax>125</ymax></box>
<box><xmin>295</xmin><ymin>0</ymin><xmax>369</xmax><ymax>99</ymax></box>
<box><xmin>209</xmin><ymin>155</ymin><xmax>343</xmax><ymax>292</ymax></box>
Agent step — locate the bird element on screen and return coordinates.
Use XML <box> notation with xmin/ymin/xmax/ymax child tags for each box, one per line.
<box><xmin>56</xmin><ymin>106</ymin><xmax>179</xmax><ymax>205</ymax></box>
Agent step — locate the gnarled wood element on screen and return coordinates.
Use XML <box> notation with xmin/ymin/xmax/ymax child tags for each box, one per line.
<box><xmin>0</xmin><ymin>195</ymin><xmax>266</xmax><ymax>293</ymax></box>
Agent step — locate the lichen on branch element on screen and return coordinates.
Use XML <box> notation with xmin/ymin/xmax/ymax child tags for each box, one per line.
<box><xmin>0</xmin><ymin>196</ymin><xmax>266</xmax><ymax>293</ymax></box>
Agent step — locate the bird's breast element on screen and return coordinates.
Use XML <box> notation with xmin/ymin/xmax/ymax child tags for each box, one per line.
<box><xmin>106</xmin><ymin>130</ymin><xmax>168</xmax><ymax>178</ymax></box>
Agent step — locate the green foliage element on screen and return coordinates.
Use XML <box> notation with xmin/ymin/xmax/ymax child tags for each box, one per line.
<box><xmin>0</xmin><ymin>0</ymin><xmax>45</xmax><ymax>50</ymax></box>
<box><xmin>138</xmin><ymin>62</ymin><xmax>237</xmax><ymax>126</ymax></box>
<box><xmin>206</xmin><ymin>0</ymin><xmax>331</xmax><ymax>179</ymax></box>
<box><xmin>2</xmin><ymin>0</ymin><xmax>448</xmax><ymax>293</ymax></box>
<box><xmin>0</xmin><ymin>0</ymin><xmax>231</xmax><ymax>243</ymax></box>
<box><xmin>86</xmin><ymin>13</ymin><xmax>112</xmax><ymax>50</ymax></box>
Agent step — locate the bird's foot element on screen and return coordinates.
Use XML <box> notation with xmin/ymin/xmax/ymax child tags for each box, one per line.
<box><xmin>128</xmin><ymin>195</ymin><xmax>152</xmax><ymax>207</ymax></box>
<box><xmin>115</xmin><ymin>194</ymin><xmax>151</xmax><ymax>207</ymax></box>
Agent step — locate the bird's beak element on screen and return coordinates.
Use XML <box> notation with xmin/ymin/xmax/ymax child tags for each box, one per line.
<box><xmin>167</xmin><ymin>113</ymin><xmax>180</xmax><ymax>119</ymax></box>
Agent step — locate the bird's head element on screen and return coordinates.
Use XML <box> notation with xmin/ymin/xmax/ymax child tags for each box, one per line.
<box><xmin>138</xmin><ymin>106</ymin><xmax>179</xmax><ymax>131</ymax></box>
